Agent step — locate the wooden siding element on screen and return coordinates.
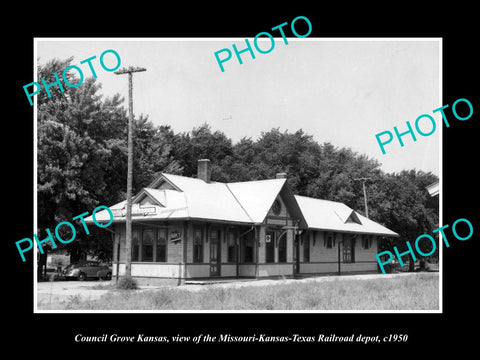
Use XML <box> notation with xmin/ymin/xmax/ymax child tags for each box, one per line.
<box><xmin>298</xmin><ymin>231</ymin><xmax>379</xmax><ymax>274</ymax></box>
<box><xmin>112</xmin><ymin>222</ymin><xmax>380</xmax><ymax>279</ymax></box>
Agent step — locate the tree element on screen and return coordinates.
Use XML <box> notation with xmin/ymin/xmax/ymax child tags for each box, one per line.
<box><xmin>132</xmin><ymin>117</ymin><xmax>182</xmax><ymax>191</ymax></box>
<box><xmin>170</xmin><ymin>123</ymin><xmax>233</xmax><ymax>181</ymax></box>
<box><xmin>370</xmin><ymin>170</ymin><xmax>439</xmax><ymax>270</ymax></box>
<box><xmin>37</xmin><ymin>57</ymin><xmax>129</xmax><ymax>267</ymax></box>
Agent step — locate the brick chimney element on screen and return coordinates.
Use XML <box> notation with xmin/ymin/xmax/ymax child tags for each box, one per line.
<box><xmin>276</xmin><ymin>172</ymin><xmax>287</xmax><ymax>179</ymax></box>
<box><xmin>197</xmin><ymin>159</ymin><xmax>211</xmax><ymax>183</ymax></box>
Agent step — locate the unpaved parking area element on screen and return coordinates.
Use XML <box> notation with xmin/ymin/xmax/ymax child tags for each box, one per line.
<box><xmin>36</xmin><ymin>272</ymin><xmax>438</xmax><ymax>310</ymax></box>
<box><xmin>37</xmin><ymin>272</ymin><xmax>431</xmax><ymax>308</ymax></box>
<box><xmin>36</xmin><ymin>280</ymin><xmax>175</xmax><ymax>308</ymax></box>
<box><xmin>36</xmin><ymin>280</ymin><xmax>113</xmax><ymax>306</ymax></box>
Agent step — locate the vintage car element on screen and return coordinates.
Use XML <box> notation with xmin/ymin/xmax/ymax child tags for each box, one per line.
<box><xmin>62</xmin><ymin>261</ymin><xmax>112</xmax><ymax>281</ymax></box>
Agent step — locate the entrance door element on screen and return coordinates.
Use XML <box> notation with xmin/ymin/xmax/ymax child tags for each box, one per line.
<box><xmin>265</xmin><ymin>231</ymin><xmax>275</xmax><ymax>263</ymax></box>
<box><xmin>210</xmin><ymin>229</ymin><xmax>221</xmax><ymax>276</ymax></box>
<box><xmin>293</xmin><ymin>232</ymin><xmax>300</xmax><ymax>275</ymax></box>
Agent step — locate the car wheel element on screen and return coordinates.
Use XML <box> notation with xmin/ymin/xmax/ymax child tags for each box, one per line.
<box><xmin>105</xmin><ymin>272</ymin><xmax>112</xmax><ymax>280</ymax></box>
<box><xmin>78</xmin><ymin>272</ymin><xmax>86</xmax><ymax>281</ymax></box>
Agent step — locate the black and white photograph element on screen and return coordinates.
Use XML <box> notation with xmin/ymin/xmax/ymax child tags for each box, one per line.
<box><xmin>6</xmin><ymin>5</ymin><xmax>478</xmax><ymax>353</ymax></box>
<box><xmin>33</xmin><ymin>38</ymin><xmax>441</xmax><ymax>313</ymax></box>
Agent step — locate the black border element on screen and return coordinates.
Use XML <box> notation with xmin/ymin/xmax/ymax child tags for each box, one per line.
<box><xmin>7</xmin><ymin>4</ymin><xmax>479</xmax><ymax>353</ymax></box>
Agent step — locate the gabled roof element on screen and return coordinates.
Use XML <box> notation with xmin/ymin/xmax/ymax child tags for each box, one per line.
<box><xmin>160</xmin><ymin>174</ymin><xmax>252</xmax><ymax>223</ymax></box>
<box><xmin>87</xmin><ymin>173</ymin><xmax>301</xmax><ymax>225</ymax></box>
<box><xmin>225</xmin><ymin>178</ymin><xmax>286</xmax><ymax>223</ymax></box>
<box><xmin>294</xmin><ymin>195</ymin><xmax>399</xmax><ymax>237</ymax></box>
<box><xmin>87</xmin><ymin>173</ymin><xmax>398</xmax><ymax>237</ymax></box>
<box><xmin>226</xmin><ymin>178</ymin><xmax>307</xmax><ymax>227</ymax></box>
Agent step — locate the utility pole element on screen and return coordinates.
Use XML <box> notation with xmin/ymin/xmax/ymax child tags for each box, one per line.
<box><xmin>114</xmin><ymin>66</ymin><xmax>146</xmax><ymax>278</ymax></box>
<box><xmin>354</xmin><ymin>177</ymin><xmax>372</xmax><ymax>218</ymax></box>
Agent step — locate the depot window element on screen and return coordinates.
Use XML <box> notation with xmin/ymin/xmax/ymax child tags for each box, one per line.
<box><xmin>142</xmin><ymin>229</ymin><xmax>154</xmax><ymax>262</ymax></box>
<box><xmin>362</xmin><ymin>235</ymin><xmax>371</xmax><ymax>249</ymax></box>
<box><xmin>227</xmin><ymin>230</ymin><xmax>236</xmax><ymax>263</ymax></box>
<box><xmin>193</xmin><ymin>227</ymin><xmax>204</xmax><ymax>263</ymax></box>
<box><xmin>241</xmin><ymin>231</ymin><xmax>255</xmax><ymax>263</ymax></box>
<box><xmin>130</xmin><ymin>228</ymin><xmax>169</xmax><ymax>262</ymax></box>
<box><xmin>343</xmin><ymin>236</ymin><xmax>356</xmax><ymax>263</ymax></box>
<box><xmin>132</xmin><ymin>230</ymin><xmax>140</xmax><ymax>261</ymax></box>
<box><xmin>157</xmin><ymin>229</ymin><xmax>167</xmax><ymax>262</ymax></box>
<box><xmin>325</xmin><ymin>232</ymin><xmax>334</xmax><ymax>248</ymax></box>
<box><xmin>303</xmin><ymin>232</ymin><xmax>310</xmax><ymax>262</ymax></box>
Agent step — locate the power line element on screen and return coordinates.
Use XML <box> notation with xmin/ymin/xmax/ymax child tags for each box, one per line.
<box><xmin>353</xmin><ymin>177</ymin><xmax>372</xmax><ymax>218</ymax></box>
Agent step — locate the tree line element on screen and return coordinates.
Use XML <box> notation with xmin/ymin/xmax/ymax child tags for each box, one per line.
<box><xmin>37</xmin><ymin>57</ymin><xmax>439</xmax><ymax>270</ymax></box>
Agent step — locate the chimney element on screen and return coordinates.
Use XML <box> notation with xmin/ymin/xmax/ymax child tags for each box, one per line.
<box><xmin>276</xmin><ymin>172</ymin><xmax>287</xmax><ymax>179</ymax></box>
<box><xmin>197</xmin><ymin>159</ymin><xmax>211</xmax><ymax>183</ymax></box>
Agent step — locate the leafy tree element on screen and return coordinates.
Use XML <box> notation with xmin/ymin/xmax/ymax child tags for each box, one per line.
<box><xmin>37</xmin><ymin>57</ymin><xmax>129</xmax><ymax>269</ymax></box>
<box><xmin>170</xmin><ymin>123</ymin><xmax>233</xmax><ymax>181</ymax></box>
<box><xmin>132</xmin><ymin>117</ymin><xmax>183</xmax><ymax>190</ymax></box>
<box><xmin>370</xmin><ymin>170</ymin><xmax>439</xmax><ymax>270</ymax></box>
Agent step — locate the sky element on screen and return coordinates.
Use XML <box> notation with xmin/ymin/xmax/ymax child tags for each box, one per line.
<box><xmin>35</xmin><ymin>38</ymin><xmax>441</xmax><ymax>176</ymax></box>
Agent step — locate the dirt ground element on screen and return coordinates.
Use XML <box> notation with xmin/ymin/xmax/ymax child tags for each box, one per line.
<box><xmin>36</xmin><ymin>280</ymin><xmax>113</xmax><ymax>306</ymax></box>
<box><xmin>36</xmin><ymin>272</ymin><xmax>435</xmax><ymax>309</ymax></box>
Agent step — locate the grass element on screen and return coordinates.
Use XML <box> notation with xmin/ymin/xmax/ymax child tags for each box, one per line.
<box><xmin>39</xmin><ymin>273</ymin><xmax>439</xmax><ymax>311</ymax></box>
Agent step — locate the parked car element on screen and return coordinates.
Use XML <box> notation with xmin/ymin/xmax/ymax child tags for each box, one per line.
<box><xmin>62</xmin><ymin>261</ymin><xmax>112</xmax><ymax>281</ymax></box>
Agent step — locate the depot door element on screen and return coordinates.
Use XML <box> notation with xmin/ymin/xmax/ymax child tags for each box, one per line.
<box><xmin>210</xmin><ymin>229</ymin><xmax>221</xmax><ymax>276</ymax></box>
<box><xmin>293</xmin><ymin>233</ymin><xmax>300</xmax><ymax>275</ymax></box>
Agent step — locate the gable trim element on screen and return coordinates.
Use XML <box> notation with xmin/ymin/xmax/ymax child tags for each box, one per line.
<box><xmin>261</xmin><ymin>182</ymin><xmax>307</xmax><ymax>228</ymax></box>
<box><xmin>132</xmin><ymin>188</ymin><xmax>164</xmax><ymax>207</ymax></box>
<box><xmin>346</xmin><ymin>211</ymin><xmax>362</xmax><ymax>225</ymax></box>
<box><xmin>147</xmin><ymin>173</ymin><xmax>182</xmax><ymax>192</ymax></box>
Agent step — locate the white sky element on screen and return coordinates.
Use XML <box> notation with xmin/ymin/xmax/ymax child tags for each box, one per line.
<box><xmin>35</xmin><ymin>38</ymin><xmax>441</xmax><ymax>176</ymax></box>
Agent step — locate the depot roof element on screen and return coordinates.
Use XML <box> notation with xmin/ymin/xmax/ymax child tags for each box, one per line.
<box><xmin>86</xmin><ymin>173</ymin><xmax>303</xmax><ymax>226</ymax></box>
<box><xmin>294</xmin><ymin>195</ymin><xmax>399</xmax><ymax>237</ymax></box>
<box><xmin>87</xmin><ymin>173</ymin><xmax>398</xmax><ymax>236</ymax></box>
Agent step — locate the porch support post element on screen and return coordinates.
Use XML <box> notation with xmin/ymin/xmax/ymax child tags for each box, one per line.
<box><xmin>115</xmin><ymin>234</ymin><xmax>120</xmax><ymax>283</ymax></box>
<box><xmin>338</xmin><ymin>234</ymin><xmax>342</xmax><ymax>275</ymax></box>
<box><xmin>181</xmin><ymin>221</ymin><xmax>189</xmax><ymax>284</ymax></box>
<box><xmin>223</xmin><ymin>224</ymin><xmax>228</xmax><ymax>277</ymax></box>
<box><xmin>236</xmin><ymin>227</ymin><xmax>239</xmax><ymax>279</ymax></box>
<box><xmin>255</xmin><ymin>225</ymin><xmax>259</xmax><ymax>278</ymax></box>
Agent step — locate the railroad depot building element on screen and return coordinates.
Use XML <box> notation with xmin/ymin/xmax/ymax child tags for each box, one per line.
<box><xmin>88</xmin><ymin>159</ymin><xmax>398</xmax><ymax>283</ymax></box>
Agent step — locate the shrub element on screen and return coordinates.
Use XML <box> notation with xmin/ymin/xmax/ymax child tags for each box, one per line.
<box><xmin>116</xmin><ymin>277</ymin><xmax>139</xmax><ymax>290</ymax></box>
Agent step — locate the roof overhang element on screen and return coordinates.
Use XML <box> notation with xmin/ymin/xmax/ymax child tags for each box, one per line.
<box><xmin>106</xmin><ymin>217</ymin><xmax>256</xmax><ymax>227</ymax></box>
<box><xmin>305</xmin><ymin>227</ymin><xmax>400</xmax><ymax>237</ymax></box>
